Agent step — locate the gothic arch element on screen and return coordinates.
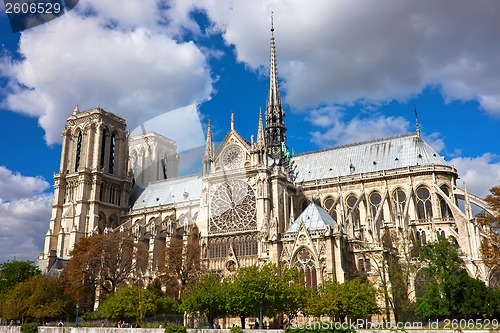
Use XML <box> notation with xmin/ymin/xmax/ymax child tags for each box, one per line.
<box><xmin>437</xmin><ymin>184</ymin><xmax>453</xmax><ymax>220</ymax></box>
<box><xmin>415</xmin><ymin>185</ymin><xmax>433</xmax><ymax>221</ymax></box>
<box><xmin>414</xmin><ymin>268</ymin><xmax>428</xmax><ymax>298</ymax></box>
<box><xmin>97</xmin><ymin>211</ymin><xmax>106</xmax><ymax>233</ymax></box>
<box><xmin>391</xmin><ymin>187</ymin><xmax>407</xmax><ymax>226</ymax></box>
<box><xmin>345</xmin><ymin>193</ymin><xmax>361</xmax><ymax>229</ymax></box>
<box><xmin>322</xmin><ymin>196</ymin><xmax>338</xmax><ymax>221</ymax></box>
<box><xmin>107</xmin><ymin>214</ymin><xmax>119</xmax><ymax>230</ymax></box>
<box><xmin>292</xmin><ymin>247</ymin><xmax>318</xmax><ymax>287</ymax></box>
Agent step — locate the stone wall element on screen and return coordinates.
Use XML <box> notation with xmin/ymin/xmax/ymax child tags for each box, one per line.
<box><xmin>0</xmin><ymin>326</ymin><xmax>21</xmax><ymax>333</ymax></box>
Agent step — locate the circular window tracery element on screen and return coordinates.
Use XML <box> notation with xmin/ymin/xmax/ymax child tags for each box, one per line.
<box><xmin>210</xmin><ymin>180</ymin><xmax>257</xmax><ymax>233</ymax></box>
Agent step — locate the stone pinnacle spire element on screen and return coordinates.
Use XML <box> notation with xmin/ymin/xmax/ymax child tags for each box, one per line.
<box><xmin>265</xmin><ymin>12</ymin><xmax>287</xmax><ymax>164</ymax></box>
<box><xmin>204</xmin><ymin>120</ymin><xmax>213</xmax><ymax>163</ymax></box>
<box><xmin>257</xmin><ymin>108</ymin><xmax>266</xmax><ymax>148</ymax></box>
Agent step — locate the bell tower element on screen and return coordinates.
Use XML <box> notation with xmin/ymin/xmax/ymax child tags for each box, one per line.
<box><xmin>38</xmin><ymin>106</ymin><xmax>132</xmax><ymax>273</ymax></box>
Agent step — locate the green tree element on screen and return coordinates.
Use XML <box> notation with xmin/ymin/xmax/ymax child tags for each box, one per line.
<box><xmin>0</xmin><ymin>260</ymin><xmax>41</xmax><ymax>318</ymax></box>
<box><xmin>181</xmin><ymin>272</ymin><xmax>227</xmax><ymax>328</ymax></box>
<box><xmin>2</xmin><ymin>275</ymin><xmax>67</xmax><ymax>323</ymax></box>
<box><xmin>415</xmin><ymin>237</ymin><xmax>489</xmax><ymax>319</ymax></box>
<box><xmin>0</xmin><ymin>260</ymin><xmax>41</xmax><ymax>294</ymax></box>
<box><xmin>305</xmin><ymin>278</ymin><xmax>379</xmax><ymax>322</ymax></box>
<box><xmin>275</xmin><ymin>266</ymin><xmax>307</xmax><ymax>323</ymax></box>
<box><xmin>226</xmin><ymin>264</ymin><xmax>282</xmax><ymax>328</ymax></box>
<box><xmin>99</xmin><ymin>286</ymin><xmax>163</xmax><ymax>321</ymax></box>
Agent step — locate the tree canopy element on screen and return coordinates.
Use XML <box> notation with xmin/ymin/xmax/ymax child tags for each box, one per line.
<box><xmin>305</xmin><ymin>278</ymin><xmax>379</xmax><ymax>322</ymax></box>
<box><xmin>60</xmin><ymin>233</ymin><xmax>147</xmax><ymax>311</ymax></box>
<box><xmin>415</xmin><ymin>237</ymin><xmax>497</xmax><ymax>319</ymax></box>
<box><xmin>2</xmin><ymin>275</ymin><xmax>67</xmax><ymax>322</ymax></box>
<box><xmin>0</xmin><ymin>260</ymin><xmax>41</xmax><ymax>294</ymax></box>
<box><xmin>477</xmin><ymin>186</ymin><xmax>500</xmax><ymax>273</ymax></box>
<box><xmin>180</xmin><ymin>272</ymin><xmax>227</xmax><ymax>328</ymax></box>
<box><xmin>157</xmin><ymin>236</ymin><xmax>204</xmax><ymax>300</ymax></box>
<box><xmin>99</xmin><ymin>285</ymin><xmax>174</xmax><ymax>321</ymax></box>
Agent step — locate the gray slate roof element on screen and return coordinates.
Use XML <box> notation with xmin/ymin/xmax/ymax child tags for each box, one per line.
<box><xmin>292</xmin><ymin>133</ymin><xmax>447</xmax><ymax>182</ymax></box>
<box><xmin>286</xmin><ymin>201</ymin><xmax>337</xmax><ymax>233</ymax></box>
<box><xmin>131</xmin><ymin>174</ymin><xmax>203</xmax><ymax>209</ymax></box>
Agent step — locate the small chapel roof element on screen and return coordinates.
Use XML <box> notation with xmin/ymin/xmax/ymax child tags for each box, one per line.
<box><xmin>131</xmin><ymin>174</ymin><xmax>202</xmax><ymax>209</ymax></box>
<box><xmin>292</xmin><ymin>132</ymin><xmax>448</xmax><ymax>182</ymax></box>
<box><xmin>286</xmin><ymin>201</ymin><xmax>336</xmax><ymax>233</ymax></box>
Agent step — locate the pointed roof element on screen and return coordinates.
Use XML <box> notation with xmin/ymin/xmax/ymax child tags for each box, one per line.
<box><xmin>265</xmin><ymin>13</ymin><xmax>288</xmax><ymax>164</ymax></box>
<box><xmin>257</xmin><ymin>108</ymin><xmax>265</xmax><ymax>148</ymax></box>
<box><xmin>267</xmin><ymin>14</ymin><xmax>283</xmax><ymax>118</ymax></box>
<box><xmin>203</xmin><ymin>120</ymin><xmax>213</xmax><ymax>162</ymax></box>
<box><xmin>286</xmin><ymin>201</ymin><xmax>336</xmax><ymax>233</ymax></box>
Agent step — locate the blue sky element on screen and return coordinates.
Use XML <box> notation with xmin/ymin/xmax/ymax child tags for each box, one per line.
<box><xmin>0</xmin><ymin>0</ymin><xmax>499</xmax><ymax>263</ymax></box>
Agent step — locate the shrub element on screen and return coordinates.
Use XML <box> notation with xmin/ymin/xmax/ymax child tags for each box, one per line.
<box><xmin>230</xmin><ymin>326</ymin><xmax>243</xmax><ymax>333</ymax></box>
<box><xmin>21</xmin><ymin>323</ymin><xmax>38</xmax><ymax>333</ymax></box>
<box><xmin>165</xmin><ymin>323</ymin><xmax>187</xmax><ymax>333</ymax></box>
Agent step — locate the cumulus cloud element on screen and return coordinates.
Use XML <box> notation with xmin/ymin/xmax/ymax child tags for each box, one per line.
<box><xmin>0</xmin><ymin>166</ymin><xmax>52</xmax><ymax>263</ymax></box>
<box><xmin>174</xmin><ymin>0</ymin><xmax>500</xmax><ymax>115</ymax></box>
<box><xmin>1</xmin><ymin>3</ymin><xmax>213</xmax><ymax>145</ymax></box>
<box><xmin>449</xmin><ymin>153</ymin><xmax>500</xmax><ymax>198</ymax></box>
<box><xmin>307</xmin><ymin>106</ymin><xmax>410</xmax><ymax>147</ymax></box>
<box><xmin>0</xmin><ymin>166</ymin><xmax>50</xmax><ymax>201</ymax></box>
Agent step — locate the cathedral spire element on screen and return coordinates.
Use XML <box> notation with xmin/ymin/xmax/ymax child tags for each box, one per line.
<box><xmin>265</xmin><ymin>12</ymin><xmax>287</xmax><ymax>164</ymax></box>
<box><xmin>257</xmin><ymin>108</ymin><xmax>265</xmax><ymax>148</ymax></box>
<box><xmin>204</xmin><ymin>120</ymin><xmax>214</xmax><ymax>163</ymax></box>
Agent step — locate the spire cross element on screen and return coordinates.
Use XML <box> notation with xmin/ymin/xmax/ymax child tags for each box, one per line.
<box><xmin>231</xmin><ymin>112</ymin><xmax>235</xmax><ymax>130</ymax></box>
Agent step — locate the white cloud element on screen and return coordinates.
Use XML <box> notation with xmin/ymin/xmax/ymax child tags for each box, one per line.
<box><xmin>0</xmin><ymin>166</ymin><xmax>52</xmax><ymax>263</ymax></box>
<box><xmin>0</xmin><ymin>166</ymin><xmax>50</xmax><ymax>201</ymax></box>
<box><xmin>180</xmin><ymin>0</ymin><xmax>500</xmax><ymax>114</ymax></box>
<box><xmin>1</xmin><ymin>5</ymin><xmax>213</xmax><ymax>144</ymax></box>
<box><xmin>3</xmin><ymin>0</ymin><xmax>500</xmax><ymax>145</ymax></box>
<box><xmin>449</xmin><ymin>153</ymin><xmax>500</xmax><ymax>198</ymax></box>
<box><xmin>308</xmin><ymin>106</ymin><xmax>410</xmax><ymax>147</ymax></box>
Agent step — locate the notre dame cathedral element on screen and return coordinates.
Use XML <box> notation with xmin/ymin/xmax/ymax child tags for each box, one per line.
<box><xmin>38</xmin><ymin>23</ymin><xmax>496</xmax><ymax>300</ymax></box>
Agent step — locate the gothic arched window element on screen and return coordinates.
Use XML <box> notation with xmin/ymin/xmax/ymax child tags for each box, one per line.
<box><xmin>393</xmin><ymin>188</ymin><xmax>406</xmax><ymax>217</ymax></box>
<box><xmin>417</xmin><ymin>229</ymin><xmax>426</xmax><ymax>246</ymax></box>
<box><xmin>346</xmin><ymin>194</ymin><xmax>360</xmax><ymax>228</ymax></box>
<box><xmin>436</xmin><ymin>228</ymin><xmax>445</xmax><ymax>239</ymax></box>
<box><xmin>74</xmin><ymin>132</ymin><xmax>82</xmax><ymax>172</ymax></box>
<box><xmin>439</xmin><ymin>185</ymin><xmax>453</xmax><ymax>220</ymax></box>
<box><xmin>301</xmin><ymin>199</ymin><xmax>310</xmax><ymax>212</ymax></box>
<box><xmin>323</xmin><ymin>196</ymin><xmax>337</xmax><ymax>221</ymax></box>
<box><xmin>294</xmin><ymin>247</ymin><xmax>317</xmax><ymax>288</ymax></box>
<box><xmin>108</xmin><ymin>133</ymin><xmax>116</xmax><ymax>174</ymax></box>
<box><xmin>416</xmin><ymin>186</ymin><xmax>433</xmax><ymax>221</ymax></box>
<box><xmin>369</xmin><ymin>192</ymin><xmax>384</xmax><ymax>235</ymax></box>
<box><xmin>100</xmin><ymin>128</ymin><xmax>108</xmax><ymax>169</ymax></box>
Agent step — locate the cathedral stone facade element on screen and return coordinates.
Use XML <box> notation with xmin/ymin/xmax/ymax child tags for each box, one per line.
<box><xmin>39</xmin><ymin>25</ymin><xmax>495</xmax><ymax>302</ymax></box>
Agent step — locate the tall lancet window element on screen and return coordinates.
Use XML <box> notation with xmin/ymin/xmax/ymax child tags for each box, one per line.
<box><xmin>108</xmin><ymin>133</ymin><xmax>116</xmax><ymax>174</ymax></box>
<box><xmin>293</xmin><ymin>247</ymin><xmax>317</xmax><ymax>288</ymax></box>
<box><xmin>346</xmin><ymin>195</ymin><xmax>361</xmax><ymax>228</ymax></box>
<box><xmin>369</xmin><ymin>191</ymin><xmax>384</xmax><ymax>237</ymax></box>
<box><xmin>74</xmin><ymin>132</ymin><xmax>82</xmax><ymax>172</ymax></box>
<box><xmin>100</xmin><ymin>129</ymin><xmax>107</xmax><ymax>169</ymax></box>
<box><xmin>416</xmin><ymin>186</ymin><xmax>433</xmax><ymax>221</ymax></box>
<box><xmin>439</xmin><ymin>185</ymin><xmax>453</xmax><ymax>220</ymax></box>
